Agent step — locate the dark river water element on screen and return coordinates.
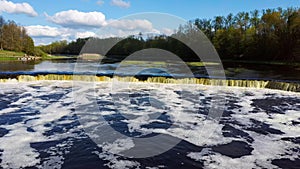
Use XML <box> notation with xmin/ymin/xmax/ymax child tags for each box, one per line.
<box><xmin>0</xmin><ymin>60</ymin><xmax>299</xmax><ymax>82</ymax></box>
<box><xmin>0</xmin><ymin>60</ymin><xmax>299</xmax><ymax>169</ymax></box>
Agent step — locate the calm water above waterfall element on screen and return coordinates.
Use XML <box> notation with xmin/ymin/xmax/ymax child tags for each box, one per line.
<box><xmin>0</xmin><ymin>60</ymin><xmax>300</xmax><ymax>81</ymax></box>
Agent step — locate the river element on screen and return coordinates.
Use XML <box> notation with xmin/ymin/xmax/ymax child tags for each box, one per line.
<box><xmin>0</xmin><ymin>59</ymin><xmax>299</xmax><ymax>169</ymax></box>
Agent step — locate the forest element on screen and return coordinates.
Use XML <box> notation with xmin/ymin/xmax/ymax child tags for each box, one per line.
<box><xmin>1</xmin><ymin>7</ymin><xmax>300</xmax><ymax>62</ymax></box>
<box><xmin>197</xmin><ymin>7</ymin><xmax>300</xmax><ymax>61</ymax></box>
<box><xmin>0</xmin><ymin>16</ymin><xmax>38</xmax><ymax>56</ymax></box>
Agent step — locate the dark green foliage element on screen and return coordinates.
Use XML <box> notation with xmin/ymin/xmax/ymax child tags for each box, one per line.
<box><xmin>38</xmin><ymin>40</ymin><xmax>68</xmax><ymax>55</ymax></box>
<box><xmin>194</xmin><ymin>7</ymin><xmax>300</xmax><ymax>61</ymax></box>
<box><xmin>38</xmin><ymin>38</ymin><xmax>89</xmax><ymax>55</ymax></box>
<box><xmin>65</xmin><ymin>38</ymin><xmax>88</xmax><ymax>54</ymax></box>
<box><xmin>0</xmin><ymin>17</ymin><xmax>35</xmax><ymax>55</ymax></box>
<box><xmin>107</xmin><ymin>35</ymin><xmax>199</xmax><ymax>61</ymax></box>
<box><xmin>33</xmin><ymin>47</ymin><xmax>47</xmax><ymax>57</ymax></box>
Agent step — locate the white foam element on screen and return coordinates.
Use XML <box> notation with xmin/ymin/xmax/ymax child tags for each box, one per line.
<box><xmin>185</xmin><ymin>87</ymin><xmax>300</xmax><ymax>168</ymax></box>
<box><xmin>0</xmin><ymin>107</ymin><xmax>20</xmax><ymax>115</ymax></box>
<box><xmin>265</xmin><ymin>110</ymin><xmax>300</xmax><ymax>136</ymax></box>
<box><xmin>102</xmin><ymin>138</ymin><xmax>135</xmax><ymax>154</ymax></box>
<box><xmin>0</xmin><ymin>124</ymin><xmax>41</xmax><ymax>168</ymax></box>
<box><xmin>190</xmin><ymin>130</ymin><xmax>299</xmax><ymax>169</ymax></box>
<box><xmin>0</xmin><ymin>81</ymin><xmax>76</xmax><ymax>168</ymax></box>
<box><xmin>41</xmin><ymin>155</ymin><xmax>64</xmax><ymax>169</ymax></box>
<box><xmin>95</xmin><ymin>151</ymin><xmax>141</xmax><ymax>169</ymax></box>
<box><xmin>145</xmin><ymin>166</ymin><xmax>166</xmax><ymax>169</ymax></box>
<box><xmin>0</xmin><ymin>81</ymin><xmax>299</xmax><ymax>168</ymax></box>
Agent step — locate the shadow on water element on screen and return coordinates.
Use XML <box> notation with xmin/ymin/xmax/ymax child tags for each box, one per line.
<box><xmin>223</xmin><ymin>62</ymin><xmax>300</xmax><ymax>81</ymax></box>
<box><xmin>0</xmin><ymin>60</ymin><xmax>38</xmax><ymax>72</ymax></box>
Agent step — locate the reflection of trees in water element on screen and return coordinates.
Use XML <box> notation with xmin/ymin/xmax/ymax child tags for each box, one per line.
<box><xmin>223</xmin><ymin>62</ymin><xmax>300</xmax><ymax>81</ymax></box>
<box><xmin>0</xmin><ymin>61</ymin><xmax>39</xmax><ymax>71</ymax></box>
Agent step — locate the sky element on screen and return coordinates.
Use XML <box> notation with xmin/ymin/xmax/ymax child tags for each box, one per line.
<box><xmin>0</xmin><ymin>0</ymin><xmax>299</xmax><ymax>45</ymax></box>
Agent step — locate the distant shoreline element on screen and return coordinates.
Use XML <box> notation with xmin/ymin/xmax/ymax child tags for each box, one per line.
<box><xmin>1</xmin><ymin>49</ymin><xmax>300</xmax><ymax>67</ymax></box>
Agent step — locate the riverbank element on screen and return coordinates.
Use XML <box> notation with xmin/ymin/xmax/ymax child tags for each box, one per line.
<box><xmin>0</xmin><ymin>50</ymin><xmax>25</xmax><ymax>61</ymax></box>
<box><xmin>0</xmin><ymin>50</ymin><xmax>77</xmax><ymax>61</ymax></box>
<box><xmin>42</xmin><ymin>54</ymin><xmax>77</xmax><ymax>60</ymax></box>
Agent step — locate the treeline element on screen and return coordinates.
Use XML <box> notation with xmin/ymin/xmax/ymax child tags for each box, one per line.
<box><xmin>0</xmin><ymin>16</ymin><xmax>36</xmax><ymax>55</ymax></box>
<box><xmin>194</xmin><ymin>7</ymin><xmax>300</xmax><ymax>61</ymax></box>
<box><xmin>38</xmin><ymin>35</ymin><xmax>199</xmax><ymax>61</ymax></box>
<box><xmin>37</xmin><ymin>38</ymin><xmax>88</xmax><ymax>55</ymax></box>
<box><xmin>39</xmin><ymin>7</ymin><xmax>300</xmax><ymax>62</ymax></box>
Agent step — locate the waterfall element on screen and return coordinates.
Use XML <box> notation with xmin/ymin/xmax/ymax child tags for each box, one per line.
<box><xmin>0</xmin><ymin>74</ymin><xmax>299</xmax><ymax>92</ymax></box>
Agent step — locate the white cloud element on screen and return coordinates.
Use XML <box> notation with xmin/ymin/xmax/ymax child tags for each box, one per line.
<box><xmin>0</xmin><ymin>0</ymin><xmax>38</xmax><ymax>17</ymax></box>
<box><xmin>25</xmin><ymin>25</ymin><xmax>62</xmax><ymax>38</ymax></box>
<box><xmin>96</xmin><ymin>0</ymin><xmax>105</xmax><ymax>6</ymax></box>
<box><xmin>75</xmin><ymin>31</ymin><xmax>97</xmax><ymax>39</ymax></box>
<box><xmin>92</xmin><ymin>19</ymin><xmax>161</xmax><ymax>39</ymax></box>
<box><xmin>25</xmin><ymin>25</ymin><xmax>73</xmax><ymax>45</ymax></box>
<box><xmin>25</xmin><ymin>25</ymin><xmax>99</xmax><ymax>45</ymax></box>
<box><xmin>26</xmin><ymin>14</ymin><xmax>175</xmax><ymax>45</ymax></box>
<box><xmin>107</xmin><ymin>19</ymin><xmax>153</xmax><ymax>31</ymax></box>
<box><xmin>160</xmin><ymin>28</ymin><xmax>175</xmax><ymax>35</ymax></box>
<box><xmin>46</xmin><ymin>10</ymin><xmax>106</xmax><ymax>28</ymax></box>
<box><xmin>29</xmin><ymin>26</ymin><xmax>174</xmax><ymax>45</ymax></box>
<box><xmin>110</xmin><ymin>0</ymin><xmax>130</xmax><ymax>8</ymax></box>
<box><xmin>96</xmin><ymin>29</ymin><xmax>137</xmax><ymax>39</ymax></box>
<box><xmin>45</xmin><ymin>9</ymin><xmax>154</xmax><ymax>33</ymax></box>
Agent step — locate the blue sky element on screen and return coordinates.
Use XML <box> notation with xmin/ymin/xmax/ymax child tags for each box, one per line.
<box><xmin>0</xmin><ymin>0</ymin><xmax>299</xmax><ymax>45</ymax></box>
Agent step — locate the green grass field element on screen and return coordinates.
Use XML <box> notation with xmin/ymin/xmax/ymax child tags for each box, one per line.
<box><xmin>0</xmin><ymin>50</ymin><xmax>25</xmax><ymax>61</ymax></box>
<box><xmin>0</xmin><ymin>50</ymin><xmax>76</xmax><ymax>61</ymax></box>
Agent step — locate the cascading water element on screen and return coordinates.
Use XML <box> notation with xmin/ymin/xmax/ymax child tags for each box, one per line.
<box><xmin>0</xmin><ymin>74</ymin><xmax>298</xmax><ymax>92</ymax></box>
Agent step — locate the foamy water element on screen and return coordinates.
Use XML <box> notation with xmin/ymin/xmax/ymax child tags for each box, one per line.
<box><xmin>0</xmin><ymin>81</ymin><xmax>299</xmax><ymax>168</ymax></box>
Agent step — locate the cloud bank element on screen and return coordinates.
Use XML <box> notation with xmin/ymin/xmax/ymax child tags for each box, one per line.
<box><xmin>25</xmin><ymin>25</ymin><xmax>98</xmax><ymax>45</ymax></box>
<box><xmin>46</xmin><ymin>10</ymin><xmax>106</xmax><ymax>28</ymax></box>
<box><xmin>25</xmin><ymin>25</ymin><xmax>62</xmax><ymax>38</ymax></box>
<box><xmin>28</xmin><ymin>10</ymin><xmax>175</xmax><ymax>45</ymax></box>
<box><xmin>0</xmin><ymin>0</ymin><xmax>38</xmax><ymax>17</ymax></box>
<box><xmin>46</xmin><ymin>10</ymin><xmax>154</xmax><ymax>32</ymax></box>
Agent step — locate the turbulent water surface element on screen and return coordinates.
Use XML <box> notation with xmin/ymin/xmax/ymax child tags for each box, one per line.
<box><xmin>0</xmin><ymin>81</ymin><xmax>299</xmax><ymax>169</ymax></box>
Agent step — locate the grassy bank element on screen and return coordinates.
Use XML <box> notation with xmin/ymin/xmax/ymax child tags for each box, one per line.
<box><xmin>0</xmin><ymin>50</ymin><xmax>77</xmax><ymax>61</ymax></box>
<box><xmin>0</xmin><ymin>50</ymin><xmax>25</xmax><ymax>61</ymax></box>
